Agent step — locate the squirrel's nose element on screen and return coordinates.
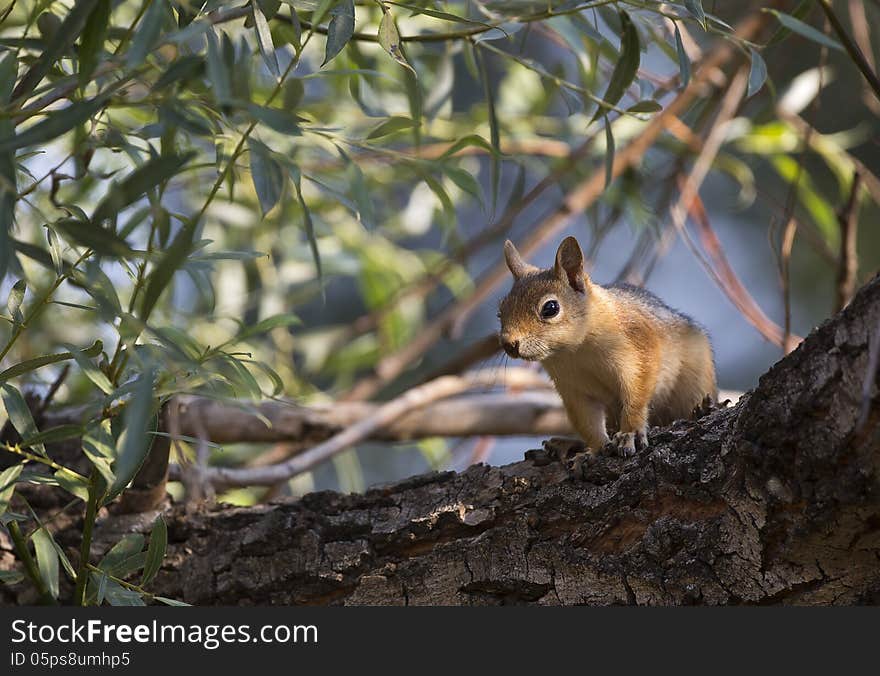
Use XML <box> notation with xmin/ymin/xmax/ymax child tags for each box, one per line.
<box><xmin>501</xmin><ymin>338</ymin><xmax>520</xmax><ymax>358</ymax></box>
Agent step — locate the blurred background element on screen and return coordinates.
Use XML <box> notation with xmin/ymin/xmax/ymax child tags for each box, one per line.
<box><xmin>1</xmin><ymin>0</ymin><xmax>878</xmax><ymax>505</ymax></box>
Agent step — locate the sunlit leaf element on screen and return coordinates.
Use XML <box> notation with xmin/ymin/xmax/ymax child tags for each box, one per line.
<box><xmin>253</xmin><ymin>2</ymin><xmax>280</xmax><ymax>77</ymax></box>
<box><xmin>1</xmin><ymin>383</ymin><xmax>46</xmax><ymax>456</ymax></box>
<box><xmin>106</xmin><ymin>369</ymin><xmax>155</xmax><ymax>502</ymax></box>
<box><xmin>248</xmin><ymin>139</ymin><xmax>285</xmax><ymax>216</ymax></box>
<box><xmin>378</xmin><ymin>6</ymin><xmax>416</xmax><ymax>75</ymax></box>
<box><xmin>6</xmin><ymin>279</ymin><xmax>25</xmax><ymax>324</ymax></box>
<box><xmin>141</xmin><ymin>514</ymin><xmax>167</xmax><ymax>585</ymax></box>
<box><xmin>0</xmin><ymin>340</ymin><xmax>102</xmax><ymax>385</ymax></box>
<box><xmin>32</xmin><ymin>527</ymin><xmax>60</xmax><ymax>600</ymax></box>
<box><xmin>0</xmin><ymin>464</ymin><xmax>23</xmax><ymax>516</ymax></box>
<box><xmin>323</xmin><ymin>0</ymin><xmax>354</xmax><ymax>66</ymax></box>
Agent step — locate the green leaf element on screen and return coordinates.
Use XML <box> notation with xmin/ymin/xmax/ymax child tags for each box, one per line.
<box><xmin>92</xmin><ymin>152</ymin><xmax>194</xmax><ymax>226</ymax></box>
<box><xmin>233</xmin><ymin>313</ymin><xmax>301</xmax><ymax>343</ymax></box>
<box><xmin>104</xmin><ymin>578</ymin><xmax>146</xmax><ymax>606</ymax></box>
<box><xmin>82</xmin><ymin>420</ymin><xmax>116</xmax><ymax>488</ymax></box>
<box><xmin>12</xmin><ymin>0</ymin><xmax>99</xmax><ymax>99</ymax></box>
<box><xmin>604</xmin><ymin>116</ymin><xmax>615</xmax><ymax>189</ymax></box>
<box><xmin>253</xmin><ymin>2</ymin><xmax>280</xmax><ymax>77</ymax></box>
<box><xmin>45</xmin><ymin>226</ymin><xmax>63</xmax><ymax>275</ymax></box>
<box><xmin>366</xmin><ymin>116</ymin><xmax>416</xmax><ymax>139</ymax></box>
<box><xmin>685</xmin><ymin>0</ymin><xmax>707</xmax><ymax>31</ymax></box>
<box><xmin>674</xmin><ymin>23</ymin><xmax>690</xmax><ymax>88</ymax></box>
<box><xmin>0</xmin><ymin>96</ymin><xmax>107</xmax><ymax>153</ymax></box>
<box><xmin>64</xmin><ymin>342</ymin><xmax>113</xmax><ymax>394</ymax></box>
<box><xmin>248</xmin><ymin>104</ymin><xmax>302</xmax><ymax>135</ymax></box>
<box><xmin>444</xmin><ymin>166</ymin><xmax>484</xmax><ymax>208</ymax></box>
<box><xmin>107</xmin><ymin>369</ymin><xmax>155</xmax><ymax>502</ymax></box>
<box><xmin>99</xmin><ymin>534</ymin><xmax>146</xmax><ymax>577</ymax></box>
<box><xmin>154</xmin><ymin>595</ymin><xmax>190</xmax><ymax>606</ymax></box>
<box><xmin>141</xmin><ymin>514</ymin><xmax>167</xmax><ymax>585</ymax></box>
<box><xmin>6</xmin><ymin>279</ymin><xmax>25</xmax><ymax>324</ymax></box>
<box><xmin>289</xmin><ymin>167</ymin><xmax>321</xmax><ymax>279</ymax></box>
<box><xmin>0</xmin><ymin>340</ymin><xmax>103</xmax><ymax>385</ymax></box>
<box><xmin>155</xmin><ymin>54</ymin><xmax>204</xmax><ymax>91</ymax></box>
<box><xmin>0</xmin><ymin>464</ymin><xmax>23</xmax><ymax>516</ymax></box>
<box><xmin>627</xmin><ymin>100</ymin><xmax>663</xmax><ymax>113</ymax></box>
<box><xmin>590</xmin><ymin>10</ymin><xmax>640</xmax><ymax>123</ymax></box>
<box><xmin>282</xmin><ymin>78</ymin><xmax>305</xmax><ymax>110</ymax></box>
<box><xmin>78</xmin><ymin>0</ymin><xmax>110</xmax><ymax>87</ymax></box>
<box><xmin>1</xmin><ymin>384</ymin><xmax>45</xmax><ymax>456</ymax></box>
<box><xmin>54</xmin><ymin>219</ymin><xmax>132</xmax><ymax>257</ymax></box>
<box><xmin>21</xmin><ymin>424</ymin><xmax>83</xmax><ymax>447</ymax></box>
<box><xmin>248</xmin><ymin>139</ymin><xmax>285</xmax><ymax>216</ymax></box>
<box><xmin>32</xmin><ymin>527</ymin><xmax>60</xmax><ymax>600</ymax></box>
<box><xmin>205</xmin><ymin>27</ymin><xmax>232</xmax><ymax>104</ymax></box>
<box><xmin>140</xmin><ymin>220</ymin><xmax>197</xmax><ymax>322</ymax></box>
<box><xmin>747</xmin><ymin>47</ymin><xmax>768</xmax><ymax>98</ymax></box>
<box><xmin>378</xmin><ymin>6</ymin><xmax>416</xmax><ymax>75</ymax></box>
<box><xmin>127</xmin><ymin>0</ymin><xmax>167</xmax><ymax>68</ymax></box>
<box><xmin>475</xmin><ymin>48</ymin><xmax>500</xmax><ymax>211</ymax></box>
<box><xmin>323</xmin><ymin>0</ymin><xmax>355</xmax><ymax>66</ymax></box>
<box><xmin>438</xmin><ymin>134</ymin><xmax>497</xmax><ymax>160</ymax></box>
<box><xmin>0</xmin><ymin>569</ymin><xmax>24</xmax><ymax>585</ymax></box>
<box><xmin>53</xmin><ymin>467</ymin><xmax>90</xmax><ymax>502</ymax></box>
<box><xmin>764</xmin><ymin>9</ymin><xmax>843</xmax><ymax>51</ymax></box>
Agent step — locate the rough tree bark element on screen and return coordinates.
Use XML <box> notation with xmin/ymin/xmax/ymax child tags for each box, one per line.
<box><xmin>3</xmin><ymin>276</ymin><xmax>879</xmax><ymax>606</ymax></box>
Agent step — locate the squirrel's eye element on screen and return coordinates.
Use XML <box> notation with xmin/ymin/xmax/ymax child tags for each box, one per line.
<box><xmin>540</xmin><ymin>300</ymin><xmax>560</xmax><ymax>319</ymax></box>
<box><xmin>496</xmin><ymin>310</ymin><xmax>501</xmax><ymax>319</ymax></box>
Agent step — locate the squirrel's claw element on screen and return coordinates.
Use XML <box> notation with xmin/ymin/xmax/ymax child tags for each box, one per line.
<box><xmin>605</xmin><ymin>431</ymin><xmax>642</xmax><ymax>458</ymax></box>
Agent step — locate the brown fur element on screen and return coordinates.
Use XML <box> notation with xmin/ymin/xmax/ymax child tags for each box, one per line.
<box><xmin>499</xmin><ymin>237</ymin><xmax>717</xmax><ymax>455</ymax></box>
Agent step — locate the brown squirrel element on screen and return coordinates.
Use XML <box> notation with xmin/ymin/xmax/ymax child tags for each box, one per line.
<box><xmin>498</xmin><ymin>236</ymin><xmax>717</xmax><ymax>457</ymax></box>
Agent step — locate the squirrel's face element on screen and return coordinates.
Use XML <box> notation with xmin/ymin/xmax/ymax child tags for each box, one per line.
<box><xmin>498</xmin><ymin>237</ymin><xmax>591</xmax><ymax>362</ymax></box>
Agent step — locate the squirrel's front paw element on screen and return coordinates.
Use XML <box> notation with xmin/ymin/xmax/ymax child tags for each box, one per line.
<box><xmin>542</xmin><ymin>436</ymin><xmax>587</xmax><ymax>462</ymax></box>
<box><xmin>604</xmin><ymin>430</ymin><xmax>646</xmax><ymax>458</ymax></box>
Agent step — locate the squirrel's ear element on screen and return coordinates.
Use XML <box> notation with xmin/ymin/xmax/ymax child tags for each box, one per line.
<box><xmin>554</xmin><ymin>236</ymin><xmax>587</xmax><ymax>293</ymax></box>
<box><xmin>504</xmin><ymin>240</ymin><xmax>537</xmax><ymax>279</ymax></box>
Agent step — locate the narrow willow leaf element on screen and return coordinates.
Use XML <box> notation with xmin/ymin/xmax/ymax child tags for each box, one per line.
<box><xmin>685</xmin><ymin>0</ymin><xmax>707</xmax><ymax>30</ymax></box>
<box><xmin>627</xmin><ymin>100</ymin><xmax>662</xmax><ymax>113</ymax></box>
<box><xmin>475</xmin><ymin>48</ymin><xmax>500</xmax><ymax>211</ymax></box>
<box><xmin>92</xmin><ymin>152</ymin><xmax>193</xmax><ymax>226</ymax></box>
<box><xmin>378</xmin><ymin>7</ymin><xmax>416</xmax><ymax>75</ymax></box>
<box><xmin>604</xmin><ymin>116</ymin><xmax>615</xmax><ymax>189</ymax></box>
<box><xmin>747</xmin><ymin>47</ymin><xmax>768</xmax><ymax>98</ymax></box>
<box><xmin>0</xmin><ymin>96</ymin><xmax>107</xmax><ymax>153</ymax></box>
<box><xmin>64</xmin><ymin>342</ymin><xmax>113</xmax><ymax>394</ymax></box>
<box><xmin>107</xmin><ymin>369</ymin><xmax>155</xmax><ymax>502</ymax></box>
<box><xmin>764</xmin><ymin>9</ymin><xmax>843</xmax><ymax>51</ymax></box>
<box><xmin>0</xmin><ymin>464</ymin><xmax>22</xmax><ymax>516</ymax></box>
<box><xmin>21</xmin><ymin>424</ymin><xmax>83</xmax><ymax>447</ymax></box>
<box><xmin>127</xmin><ymin>0</ymin><xmax>167</xmax><ymax>67</ymax></box>
<box><xmin>6</xmin><ymin>279</ymin><xmax>25</xmax><ymax>323</ymax></box>
<box><xmin>0</xmin><ymin>47</ymin><xmax>13</xmax><ymax>282</ymax></box>
<box><xmin>0</xmin><ymin>569</ymin><xmax>24</xmax><ymax>585</ymax></box>
<box><xmin>289</xmin><ymin>166</ymin><xmax>321</xmax><ymax>280</ymax></box>
<box><xmin>234</xmin><ymin>313</ymin><xmax>301</xmax><ymax>343</ymax></box>
<box><xmin>248</xmin><ymin>139</ymin><xmax>285</xmax><ymax>216</ymax></box>
<box><xmin>590</xmin><ymin>10</ymin><xmax>640</xmax><ymax>122</ymax></box>
<box><xmin>248</xmin><ymin>104</ymin><xmax>301</xmax><ymax>135</ymax></box>
<box><xmin>54</xmin><ymin>219</ymin><xmax>132</xmax><ymax>257</ymax></box>
<box><xmin>253</xmin><ymin>3</ymin><xmax>280</xmax><ymax>77</ymax></box>
<box><xmin>78</xmin><ymin>0</ymin><xmax>110</xmax><ymax>87</ymax></box>
<box><xmin>0</xmin><ymin>341</ymin><xmax>101</xmax><ymax>385</ymax></box>
<box><xmin>674</xmin><ymin>24</ymin><xmax>690</xmax><ymax>88</ymax></box>
<box><xmin>141</xmin><ymin>514</ymin><xmax>167</xmax><ymax>585</ymax></box>
<box><xmin>12</xmin><ymin>0</ymin><xmax>99</xmax><ymax>99</ymax></box>
<box><xmin>323</xmin><ymin>0</ymin><xmax>354</xmax><ymax>66</ymax></box>
<box><xmin>444</xmin><ymin>166</ymin><xmax>484</xmax><ymax>209</ymax></box>
<box><xmin>1</xmin><ymin>383</ymin><xmax>46</xmax><ymax>456</ymax></box>
<box><xmin>140</xmin><ymin>220</ymin><xmax>196</xmax><ymax>322</ymax></box>
<box><xmin>155</xmin><ymin>595</ymin><xmax>190</xmax><ymax>606</ymax></box>
<box><xmin>104</xmin><ymin>579</ymin><xmax>147</xmax><ymax>606</ymax></box>
<box><xmin>82</xmin><ymin>420</ymin><xmax>116</xmax><ymax>488</ymax></box>
<box><xmin>282</xmin><ymin>78</ymin><xmax>305</xmax><ymax>110</ymax></box>
<box><xmin>99</xmin><ymin>534</ymin><xmax>145</xmax><ymax>576</ymax></box>
<box><xmin>44</xmin><ymin>226</ymin><xmax>63</xmax><ymax>275</ymax></box>
<box><xmin>32</xmin><ymin>527</ymin><xmax>60</xmax><ymax>599</ymax></box>
<box><xmin>438</xmin><ymin>134</ymin><xmax>496</xmax><ymax>160</ymax></box>
<box><xmin>155</xmin><ymin>54</ymin><xmax>204</xmax><ymax>91</ymax></box>
<box><xmin>366</xmin><ymin>116</ymin><xmax>416</xmax><ymax>140</ymax></box>
<box><xmin>205</xmin><ymin>27</ymin><xmax>232</xmax><ymax>104</ymax></box>
<box><xmin>53</xmin><ymin>468</ymin><xmax>90</xmax><ymax>501</ymax></box>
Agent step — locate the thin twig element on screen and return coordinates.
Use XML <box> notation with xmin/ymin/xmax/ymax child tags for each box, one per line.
<box><xmin>818</xmin><ymin>0</ymin><xmax>880</xmax><ymax>103</ymax></box>
<box><xmin>834</xmin><ymin>170</ymin><xmax>863</xmax><ymax>312</ymax></box>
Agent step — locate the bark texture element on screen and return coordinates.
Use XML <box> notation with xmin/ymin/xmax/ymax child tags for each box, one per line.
<box><xmin>3</xmin><ymin>276</ymin><xmax>879</xmax><ymax>606</ymax></box>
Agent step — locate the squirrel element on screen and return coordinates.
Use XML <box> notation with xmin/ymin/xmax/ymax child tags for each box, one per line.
<box><xmin>498</xmin><ymin>236</ymin><xmax>717</xmax><ymax>458</ymax></box>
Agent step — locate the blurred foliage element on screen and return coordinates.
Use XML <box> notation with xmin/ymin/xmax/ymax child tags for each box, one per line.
<box><xmin>0</xmin><ymin>0</ymin><xmax>878</xmax><ymax>603</ymax></box>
